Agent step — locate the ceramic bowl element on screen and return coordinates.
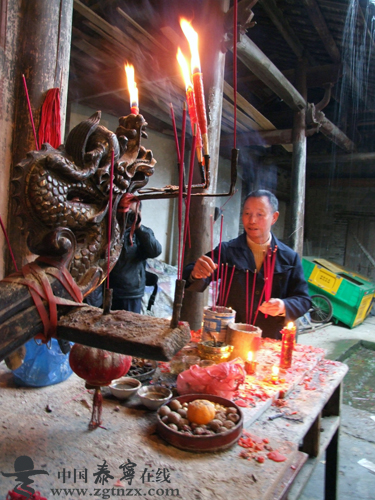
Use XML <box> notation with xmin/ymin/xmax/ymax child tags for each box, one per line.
<box><xmin>109</xmin><ymin>377</ymin><xmax>142</xmax><ymax>400</ymax></box>
<box><xmin>137</xmin><ymin>385</ymin><xmax>173</xmax><ymax>410</ymax></box>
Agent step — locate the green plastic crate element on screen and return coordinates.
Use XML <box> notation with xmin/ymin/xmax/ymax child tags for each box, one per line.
<box><xmin>302</xmin><ymin>257</ymin><xmax>375</xmax><ymax>328</ymax></box>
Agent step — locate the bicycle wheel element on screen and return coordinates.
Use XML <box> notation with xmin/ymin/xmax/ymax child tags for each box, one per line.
<box><xmin>309</xmin><ymin>294</ymin><xmax>333</xmax><ymax>323</ymax></box>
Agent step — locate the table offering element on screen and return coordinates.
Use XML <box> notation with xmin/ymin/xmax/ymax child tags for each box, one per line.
<box><xmin>156</xmin><ymin>394</ymin><xmax>243</xmax><ymax>452</ymax></box>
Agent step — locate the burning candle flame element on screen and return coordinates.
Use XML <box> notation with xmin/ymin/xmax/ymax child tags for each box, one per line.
<box><xmin>247</xmin><ymin>351</ymin><xmax>253</xmax><ymax>362</ymax></box>
<box><xmin>180</xmin><ymin>19</ymin><xmax>200</xmax><ymax>73</ymax></box>
<box><xmin>125</xmin><ymin>63</ymin><xmax>139</xmax><ymax>114</ymax></box>
<box><xmin>177</xmin><ymin>48</ymin><xmax>192</xmax><ymax>91</ymax></box>
<box><xmin>272</xmin><ymin>365</ymin><xmax>279</xmax><ymax>377</ymax></box>
<box><xmin>287</xmin><ymin>321</ymin><xmax>295</xmax><ymax>329</ymax></box>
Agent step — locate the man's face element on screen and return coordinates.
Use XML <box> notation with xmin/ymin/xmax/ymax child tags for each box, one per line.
<box><xmin>242</xmin><ymin>196</ymin><xmax>279</xmax><ymax>244</ymax></box>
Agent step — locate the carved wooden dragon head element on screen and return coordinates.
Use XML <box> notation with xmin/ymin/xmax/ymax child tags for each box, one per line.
<box><xmin>12</xmin><ymin>111</ymin><xmax>156</xmax><ymax>294</ymax></box>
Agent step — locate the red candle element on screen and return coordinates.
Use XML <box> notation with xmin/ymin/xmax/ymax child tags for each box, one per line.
<box><xmin>245</xmin><ymin>351</ymin><xmax>257</xmax><ymax>375</ymax></box>
<box><xmin>280</xmin><ymin>322</ymin><xmax>296</xmax><ymax>369</ymax></box>
<box><xmin>180</xmin><ymin>19</ymin><xmax>209</xmax><ymax>156</ymax></box>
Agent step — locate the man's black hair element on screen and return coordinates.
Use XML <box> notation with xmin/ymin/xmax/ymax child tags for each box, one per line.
<box><xmin>244</xmin><ymin>189</ymin><xmax>279</xmax><ymax>213</ymax></box>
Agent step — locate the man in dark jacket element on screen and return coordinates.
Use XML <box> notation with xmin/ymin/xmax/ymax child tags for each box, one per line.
<box><xmin>109</xmin><ymin>202</ymin><xmax>162</xmax><ymax>313</ymax></box>
<box><xmin>183</xmin><ymin>190</ymin><xmax>311</xmax><ymax>339</ymax></box>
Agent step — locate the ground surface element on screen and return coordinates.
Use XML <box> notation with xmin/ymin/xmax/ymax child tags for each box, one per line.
<box><xmin>298</xmin><ymin>316</ymin><xmax>375</xmax><ymax>500</ymax></box>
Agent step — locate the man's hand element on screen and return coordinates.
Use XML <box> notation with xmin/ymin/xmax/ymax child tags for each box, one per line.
<box><xmin>259</xmin><ymin>298</ymin><xmax>285</xmax><ymax>316</ymax></box>
<box><xmin>191</xmin><ymin>255</ymin><xmax>217</xmax><ymax>280</ymax></box>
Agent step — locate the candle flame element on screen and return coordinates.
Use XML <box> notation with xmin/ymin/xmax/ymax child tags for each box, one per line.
<box><xmin>287</xmin><ymin>322</ymin><xmax>294</xmax><ymax>329</ymax></box>
<box><xmin>176</xmin><ymin>48</ymin><xmax>192</xmax><ymax>91</ymax></box>
<box><xmin>247</xmin><ymin>351</ymin><xmax>253</xmax><ymax>362</ymax></box>
<box><xmin>124</xmin><ymin>63</ymin><xmax>138</xmax><ymax>111</ymax></box>
<box><xmin>180</xmin><ymin>18</ymin><xmax>201</xmax><ymax>73</ymax></box>
<box><xmin>272</xmin><ymin>365</ymin><xmax>279</xmax><ymax>377</ymax></box>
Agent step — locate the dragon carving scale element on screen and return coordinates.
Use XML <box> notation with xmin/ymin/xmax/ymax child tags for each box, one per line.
<box><xmin>12</xmin><ymin>111</ymin><xmax>156</xmax><ymax>295</ymax></box>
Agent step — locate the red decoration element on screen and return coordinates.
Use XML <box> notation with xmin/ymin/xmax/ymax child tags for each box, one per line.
<box><xmin>279</xmin><ymin>323</ymin><xmax>296</xmax><ymax>369</ymax></box>
<box><xmin>69</xmin><ymin>344</ymin><xmax>131</xmax><ymax>429</ymax></box>
<box><xmin>38</xmin><ymin>88</ymin><xmax>61</xmax><ymax>149</ymax></box>
<box><xmin>69</xmin><ymin>344</ymin><xmax>131</xmax><ymax>387</ymax></box>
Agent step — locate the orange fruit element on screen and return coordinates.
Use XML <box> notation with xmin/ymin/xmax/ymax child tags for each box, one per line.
<box><xmin>187</xmin><ymin>399</ymin><xmax>216</xmax><ymax>425</ymax></box>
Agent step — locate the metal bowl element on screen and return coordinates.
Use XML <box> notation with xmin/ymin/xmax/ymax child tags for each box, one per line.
<box><xmin>197</xmin><ymin>341</ymin><xmax>234</xmax><ymax>363</ymax></box>
<box><xmin>137</xmin><ymin>385</ymin><xmax>173</xmax><ymax>410</ymax></box>
<box><xmin>128</xmin><ymin>359</ymin><xmax>157</xmax><ymax>381</ymax></box>
<box><xmin>156</xmin><ymin>394</ymin><xmax>243</xmax><ymax>452</ymax></box>
<box><xmin>109</xmin><ymin>377</ymin><xmax>142</xmax><ymax>400</ymax></box>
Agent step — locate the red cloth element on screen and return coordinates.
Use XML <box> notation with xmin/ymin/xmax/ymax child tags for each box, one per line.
<box><xmin>7</xmin><ymin>491</ymin><xmax>47</xmax><ymax>500</ymax></box>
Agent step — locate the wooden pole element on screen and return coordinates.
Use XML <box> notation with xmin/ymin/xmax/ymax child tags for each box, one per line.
<box><xmin>180</xmin><ymin>0</ymin><xmax>230</xmax><ymax>331</ymax></box>
<box><xmin>290</xmin><ymin>57</ymin><xmax>307</xmax><ymax>256</ymax></box>
<box><xmin>7</xmin><ymin>0</ymin><xmax>73</xmax><ymax>274</ymax></box>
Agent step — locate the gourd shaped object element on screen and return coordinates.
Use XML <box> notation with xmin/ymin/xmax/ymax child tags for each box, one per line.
<box><xmin>69</xmin><ymin>344</ymin><xmax>131</xmax><ymax>429</ymax></box>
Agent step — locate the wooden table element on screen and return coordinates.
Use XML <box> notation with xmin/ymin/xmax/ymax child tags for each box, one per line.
<box><xmin>0</xmin><ymin>352</ymin><xmax>347</xmax><ymax>499</ymax></box>
<box><xmin>251</xmin><ymin>358</ymin><xmax>348</xmax><ymax>500</ymax></box>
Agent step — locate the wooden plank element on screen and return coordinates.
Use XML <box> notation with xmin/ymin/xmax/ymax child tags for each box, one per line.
<box><xmin>270</xmin><ymin>451</ymin><xmax>308</xmax><ymax>500</ymax></box>
<box><xmin>301</xmin><ymin>413</ymin><xmax>321</xmax><ymax>457</ymax></box>
<box><xmin>117</xmin><ymin>7</ymin><xmax>168</xmax><ymax>53</ymax></box>
<box><xmin>57</xmin><ymin>305</ymin><xmax>191</xmax><ymax>361</ymax></box>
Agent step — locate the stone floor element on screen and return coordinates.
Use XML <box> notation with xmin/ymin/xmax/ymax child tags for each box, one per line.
<box><xmin>298</xmin><ymin>315</ymin><xmax>375</xmax><ymax>500</ymax></box>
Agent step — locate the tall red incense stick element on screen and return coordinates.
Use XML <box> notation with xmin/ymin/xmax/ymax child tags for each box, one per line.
<box><xmin>224</xmin><ymin>265</ymin><xmax>236</xmax><ymax>307</ymax></box>
<box><xmin>233</xmin><ymin>0</ymin><xmax>238</xmax><ymax>149</ymax></box>
<box><xmin>263</xmin><ymin>249</ymin><xmax>270</xmax><ymax>318</ymax></box>
<box><xmin>218</xmin><ymin>263</ymin><xmax>225</xmax><ymax>306</ymax></box>
<box><xmin>210</xmin><ymin>215</ymin><xmax>215</xmax><ymax>306</ymax></box>
<box><xmin>253</xmin><ymin>281</ymin><xmax>267</xmax><ymax>325</ymax></box>
<box><xmin>169</xmin><ymin>103</ymin><xmax>180</xmax><ymax>160</ymax></box>
<box><xmin>0</xmin><ymin>215</ymin><xmax>18</xmax><ymax>272</ymax></box>
<box><xmin>249</xmin><ymin>269</ymin><xmax>257</xmax><ymax>325</ymax></box>
<box><xmin>106</xmin><ymin>150</ymin><xmax>115</xmax><ymax>288</ymax></box>
<box><xmin>219</xmin><ymin>263</ymin><xmax>228</xmax><ymax>306</ymax></box>
<box><xmin>214</xmin><ymin>214</ymin><xmax>224</xmax><ymax>307</ymax></box>
<box><xmin>22</xmin><ymin>74</ymin><xmax>39</xmax><ymax>150</ymax></box>
<box><xmin>246</xmin><ymin>269</ymin><xmax>249</xmax><ymax>324</ymax></box>
<box><xmin>177</xmin><ymin>104</ymin><xmax>187</xmax><ymax>280</ymax></box>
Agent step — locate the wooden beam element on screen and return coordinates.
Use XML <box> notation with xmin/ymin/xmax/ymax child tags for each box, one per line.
<box><xmin>116</xmin><ymin>7</ymin><xmax>168</xmax><ymax>53</ymax></box>
<box><xmin>238</xmin><ymin>63</ymin><xmax>342</xmax><ymax>89</ymax></box>
<box><xmin>259</xmin><ymin>0</ymin><xmax>313</xmax><ymax>63</ymax></box>
<box><xmin>301</xmin><ymin>0</ymin><xmax>341</xmax><ymax>62</ymax></box>
<box><xmin>235</xmin><ymin>33</ymin><xmax>306</xmax><ymax>111</ymax></box>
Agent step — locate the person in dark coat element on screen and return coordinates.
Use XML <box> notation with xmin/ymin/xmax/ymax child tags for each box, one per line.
<box><xmin>183</xmin><ymin>189</ymin><xmax>311</xmax><ymax>339</ymax></box>
<box><xmin>109</xmin><ymin>201</ymin><xmax>162</xmax><ymax>313</ymax></box>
